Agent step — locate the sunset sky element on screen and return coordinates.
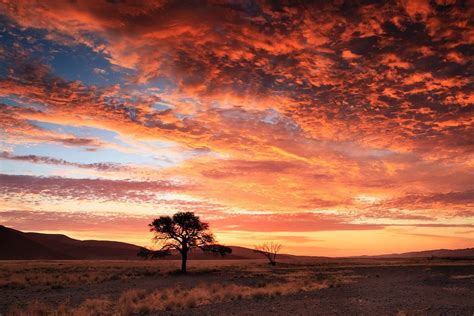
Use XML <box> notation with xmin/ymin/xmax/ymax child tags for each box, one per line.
<box><xmin>0</xmin><ymin>0</ymin><xmax>473</xmax><ymax>256</ymax></box>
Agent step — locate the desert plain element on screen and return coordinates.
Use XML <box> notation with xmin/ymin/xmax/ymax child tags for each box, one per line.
<box><xmin>1</xmin><ymin>258</ymin><xmax>473</xmax><ymax>315</ymax></box>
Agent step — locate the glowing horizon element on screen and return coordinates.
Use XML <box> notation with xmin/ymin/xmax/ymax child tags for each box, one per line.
<box><xmin>0</xmin><ymin>1</ymin><xmax>473</xmax><ymax>256</ymax></box>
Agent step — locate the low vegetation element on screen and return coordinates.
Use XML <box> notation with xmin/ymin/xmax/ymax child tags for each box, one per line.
<box><xmin>9</xmin><ymin>274</ymin><xmax>349</xmax><ymax>315</ymax></box>
<box><xmin>4</xmin><ymin>258</ymin><xmax>472</xmax><ymax>315</ymax></box>
<box><xmin>0</xmin><ymin>261</ymin><xmax>164</xmax><ymax>289</ymax></box>
<box><xmin>4</xmin><ymin>260</ymin><xmax>354</xmax><ymax>315</ymax></box>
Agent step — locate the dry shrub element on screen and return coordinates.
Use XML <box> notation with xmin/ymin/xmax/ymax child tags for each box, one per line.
<box><xmin>72</xmin><ymin>299</ymin><xmax>113</xmax><ymax>316</ymax></box>
<box><xmin>112</xmin><ymin>277</ymin><xmax>330</xmax><ymax>314</ymax></box>
<box><xmin>12</xmin><ymin>273</ymin><xmax>338</xmax><ymax>315</ymax></box>
<box><xmin>5</xmin><ymin>261</ymin><xmax>352</xmax><ymax>315</ymax></box>
<box><xmin>117</xmin><ymin>289</ymin><xmax>147</xmax><ymax>315</ymax></box>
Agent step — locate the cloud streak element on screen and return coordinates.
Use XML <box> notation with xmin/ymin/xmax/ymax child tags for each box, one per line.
<box><xmin>0</xmin><ymin>152</ymin><xmax>127</xmax><ymax>172</ymax></box>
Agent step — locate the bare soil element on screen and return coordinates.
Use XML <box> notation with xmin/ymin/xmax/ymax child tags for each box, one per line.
<box><xmin>0</xmin><ymin>258</ymin><xmax>473</xmax><ymax>315</ymax></box>
<box><xmin>179</xmin><ymin>263</ymin><xmax>474</xmax><ymax>316</ymax></box>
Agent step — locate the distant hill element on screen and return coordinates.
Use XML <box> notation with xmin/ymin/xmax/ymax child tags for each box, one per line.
<box><xmin>0</xmin><ymin>225</ymin><xmax>141</xmax><ymax>260</ymax></box>
<box><xmin>2</xmin><ymin>225</ymin><xmax>473</xmax><ymax>260</ymax></box>
<box><xmin>0</xmin><ymin>225</ymin><xmax>70</xmax><ymax>260</ymax></box>
<box><xmin>366</xmin><ymin>248</ymin><xmax>474</xmax><ymax>259</ymax></box>
<box><xmin>0</xmin><ymin>225</ymin><xmax>286</xmax><ymax>260</ymax></box>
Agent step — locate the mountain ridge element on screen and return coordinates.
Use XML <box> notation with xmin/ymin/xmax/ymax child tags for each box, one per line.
<box><xmin>357</xmin><ymin>247</ymin><xmax>474</xmax><ymax>259</ymax></box>
<box><xmin>1</xmin><ymin>225</ymin><xmax>473</xmax><ymax>260</ymax></box>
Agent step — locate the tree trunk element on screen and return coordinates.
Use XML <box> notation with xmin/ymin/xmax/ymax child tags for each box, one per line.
<box><xmin>181</xmin><ymin>250</ymin><xmax>188</xmax><ymax>273</ymax></box>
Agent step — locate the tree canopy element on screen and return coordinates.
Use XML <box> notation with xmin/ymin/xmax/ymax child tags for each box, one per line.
<box><xmin>139</xmin><ymin>212</ymin><xmax>231</xmax><ymax>272</ymax></box>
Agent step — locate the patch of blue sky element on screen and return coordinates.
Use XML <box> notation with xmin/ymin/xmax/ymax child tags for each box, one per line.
<box><xmin>139</xmin><ymin>139</ymin><xmax>177</xmax><ymax>149</ymax></box>
<box><xmin>0</xmin><ymin>97</ymin><xmax>46</xmax><ymax>111</ymax></box>
<box><xmin>12</xmin><ymin>143</ymin><xmax>162</xmax><ymax>167</ymax></box>
<box><xmin>0</xmin><ymin>18</ymin><xmax>15</xmax><ymax>76</ymax></box>
<box><xmin>49</xmin><ymin>45</ymin><xmax>127</xmax><ymax>87</ymax></box>
<box><xmin>1</xmin><ymin>159</ymin><xmax>64</xmax><ymax>177</ymax></box>
<box><xmin>1</xmin><ymin>20</ymin><xmax>49</xmax><ymax>66</ymax></box>
<box><xmin>152</xmin><ymin>103</ymin><xmax>172</xmax><ymax>111</ymax></box>
<box><xmin>30</xmin><ymin>121</ymin><xmax>130</xmax><ymax>148</ymax></box>
<box><xmin>135</xmin><ymin>139</ymin><xmax>218</xmax><ymax>164</ymax></box>
<box><xmin>137</xmin><ymin>139</ymin><xmax>190</xmax><ymax>163</ymax></box>
<box><xmin>0</xmin><ymin>18</ymin><xmax>133</xmax><ymax>87</ymax></box>
<box><xmin>0</xmin><ymin>159</ymin><xmax>103</xmax><ymax>179</ymax></box>
<box><xmin>26</xmin><ymin>121</ymin><xmax>189</xmax><ymax>168</ymax></box>
<box><xmin>0</xmin><ymin>97</ymin><xmax>21</xmax><ymax>107</ymax></box>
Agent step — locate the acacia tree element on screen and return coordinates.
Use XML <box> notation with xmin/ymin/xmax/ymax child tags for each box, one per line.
<box><xmin>254</xmin><ymin>242</ymin><xmax>282</xmax><ymax>265</ymax></box>
<box><xmin>142</xmin><ymin>212</ymin><xmax>231</xmax><ymax>273</ymax></box>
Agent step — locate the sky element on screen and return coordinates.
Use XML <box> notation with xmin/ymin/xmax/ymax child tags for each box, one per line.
<box><xmin>0</xmin><ymin>0</ymin><xmax>473</xmax><ymax>256</ymax></box>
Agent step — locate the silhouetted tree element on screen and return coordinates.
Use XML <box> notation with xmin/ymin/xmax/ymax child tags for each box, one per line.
<box><xmin>142</xmin><ymin>212</ymin><xmax>231</xmax><ymax>273</ymax></box>
<box><xmin>254</xmin><ymin>242</ymin><xmax>282</xmax><ymax>265</ymax></box>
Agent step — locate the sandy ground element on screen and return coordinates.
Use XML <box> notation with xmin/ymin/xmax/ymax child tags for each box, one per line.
<box><xmin>1</xmin><ymin>259</ymin><xmax>473</xmax><ymax>315</ymax></box>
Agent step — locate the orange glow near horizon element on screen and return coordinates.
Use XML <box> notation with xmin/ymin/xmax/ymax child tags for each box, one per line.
<box><xmin>0</xmin><ymin>1</ymin><xmax>473</xmax><ymax>256</ymax></box>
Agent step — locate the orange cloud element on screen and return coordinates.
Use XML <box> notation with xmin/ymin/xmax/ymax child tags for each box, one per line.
<box><xmin>0</xmin><ymin>1</ymin><xmax>472</xmax><ymax>254</ymax></box>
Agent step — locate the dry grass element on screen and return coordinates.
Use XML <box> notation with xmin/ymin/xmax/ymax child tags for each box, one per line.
<box><xmin>0</xmin><ymin>260</ymin><xmax>269</xmax><ymax>288</ymax></box>
<box><xmin>0</xmin><ymin>256</ymin><xmax>462</xmax><ymax>290</ymax></box>
<box><xmin>0</xmin><ymin>261</ymin><xmax>168</xmax><ymax>288</ymax></box>
<box><xmin>12</xmin><ymin>280</ymin><xmax>333</xmax><ymax>315</ymax></box>
<box><xmin>6</xmin><ymin>265</ymin><xmax>352</xmax><ymax>315</ymax></box>
<box><xmin>115</xmin><ymin>276</ymin><xmax>331</xmax><ymax>313</ymax></box>
<box><xmin>4</xmin><ymin>258</ymin><xmax>472</xmax><ymax>315</ymax></box>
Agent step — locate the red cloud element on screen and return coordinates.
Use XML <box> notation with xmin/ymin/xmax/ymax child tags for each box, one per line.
<box><xmin>0</xmin><ymin>1</ymin><xmax>472</xmax><ymax>250</ymax></box>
